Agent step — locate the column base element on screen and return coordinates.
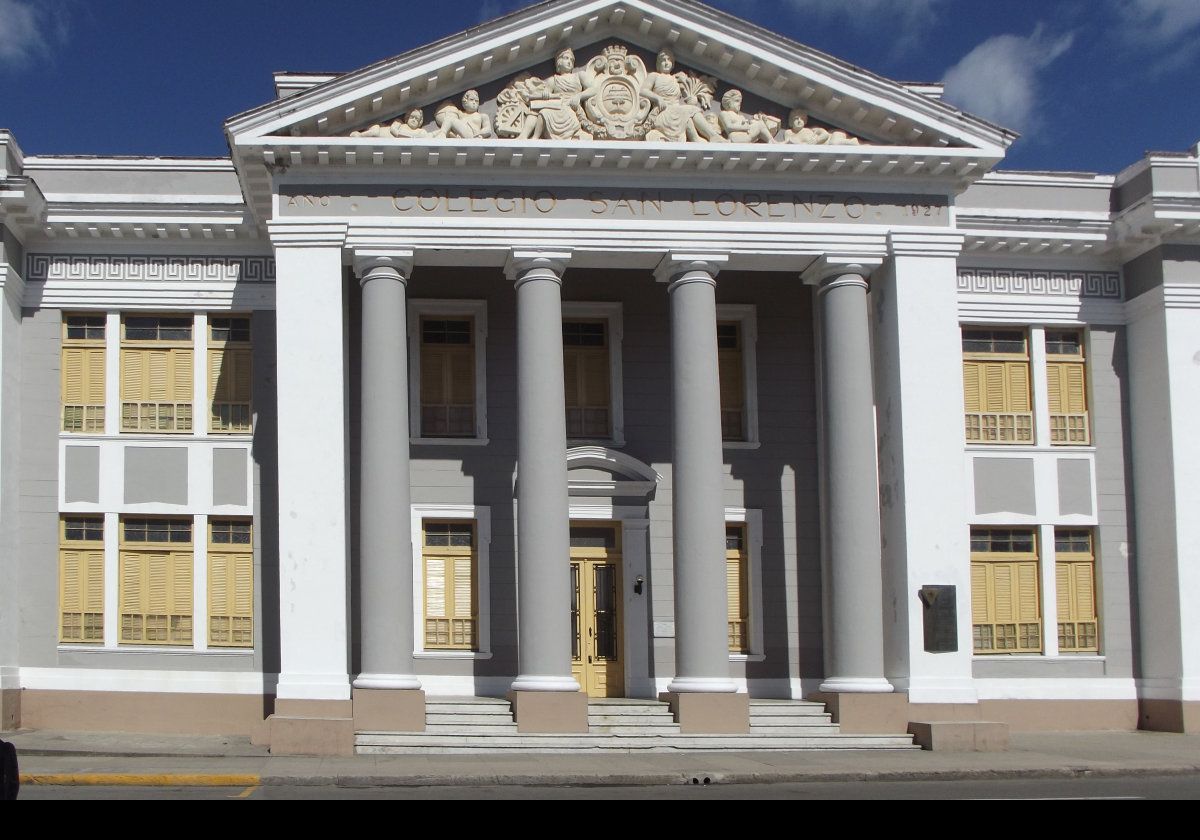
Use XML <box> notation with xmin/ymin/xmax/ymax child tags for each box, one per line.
<box><xmin>507</xmin><ymin>690</ymin><xmax>588</xmax><ymax>734</ymax></box>
<box><xmin>818</xmin><ymin>676</ymin><xmax>894</xmax><ymax>693</ymax></box>
<box><xmin>810</xmin><ymin>691</ymin><xmax>910</xmax><ymax>734</ymax></box>
<box><xmin>353</xmin><ymin>673</ymin><xmax>422</xmax><ymax>691</ymax></box>
<box><xmin>0</xmin><ymin>689</ymin><xmax>19</xmax><ymax>732</ymax></box>
<box><xmin>268</xmin><ymin>699</ymin><xmax>355</xmax><ymax>757</ymax></box>
<box><xmin>352</xmin><ymin>688</ymin><xmax>425</xmax><ymax>732</ymax></box>
<box><xmin>661</xmin><ymin>691</ymin><xmax>749</xmax><ymax>735</ymax></box>
<box><xmin>1139</xmin><ymin>699</ymin><xmax>1200</xmax><ymax>734</ymax></box>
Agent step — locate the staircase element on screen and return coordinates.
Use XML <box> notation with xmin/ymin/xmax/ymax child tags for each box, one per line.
<box><xmin>355</xmin><ymin>696</ymin><xmax>917</xmax><ymax>754</ymax></box>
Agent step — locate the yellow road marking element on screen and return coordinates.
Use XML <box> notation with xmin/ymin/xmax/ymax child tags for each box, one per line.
<box><xmin>233</xmin><ymin>785</ymin><xmax>259</xmax><ymax>799</ymax></box>
<box><xmin>20</xmin><ymin>773</ymin><xmax>261</xmax><ymax>787</ymax></box>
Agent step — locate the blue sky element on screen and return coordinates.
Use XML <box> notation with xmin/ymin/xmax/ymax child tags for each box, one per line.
<box><xmin>1</xmin><ymin>0</ymin><xmax>1197</xmax><ymax>173</ymax></box>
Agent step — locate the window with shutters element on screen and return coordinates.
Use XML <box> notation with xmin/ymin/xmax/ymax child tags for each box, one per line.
<box><xmin>971</xmin><ymin>528</ymin><xmax>1042</xmax><ymax>654</ymax></box>
<box><xmin>118</xmin><ymin>517</ymin><xmax>193</xmax><ymax>645</ymax></box>
<box><xmin>59</xmin><ymin>516</ymin><xmax>104</xmax><ymax>643</ymax></box>
<box><xmin>726</xmin><ymin>524</ymin><xmax>749</xmax><ymax>653</ymax></box>
<box><xmin>209</xmin><ymin>519</ymin><xmax>253</xmax><ymax>648</ymax></box>
<box><xmin>718</xmin><ymin>322</ymin><xmax>746</xmax><ymax>442</ymax></box>
<box><xmin>962</xmin><ymin>328</ymin><xmax>1033</xmax><ymax>444</ymax></box>
<box><xmin>120</xmin><ymin>315</ymin><xmax>194</xmax><ymax>433</ymax></box>
<box><xmin>420</xmin><ymin>317</ymin><xmax>475</xmax><ymax>437</ymax></box>
<box><xmin>422</xmin><ymin>521</ymin><xmax>478</xmax><ymax>650</ymax></box>
<box><xmin>563</xmin><ymin>319</ymin><xmax>612</xmax><ymax>440</ymax></box>
<box><xmin>408</xmin><ymin>300</ymin><xmax>488</xmax><ymax>442</ymax></box>
<box><xmin>61</xmin><ymin>314</ymin><xmax>106</xmax><ymax>433</ymax></box>
<box><xmin>209</xmin><ymin>316</ymin><xmax>252</xmax><ymax>434</ymax></box>
<box><xmin>1046</xmin><ymin>330</ymin><xmax>1090</xmax><ymax>446</ymax></box>
<box><xmin>1055</xmin><ymin>528</ymin><xmax>1099</xmax><ymax>652</ymax></box>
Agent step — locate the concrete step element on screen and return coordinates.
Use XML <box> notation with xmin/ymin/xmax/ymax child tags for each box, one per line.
<box><xmin>588</xmin><ymin>714</ymin><xmax>677</xmax><ymax>726</ymax></box>
<box><xmin>588</xmin><ymin>725</ymin><xmax>683</xmax><ymax>736</ymax></box>
<box><xmin>749</xmin><ymin>718</ymin><xmax>836</xmax><ymax>729</ymax></box>
<box><xmin>356</xmin><ymin>732</ymin><xmax>919</xmax><ymax>754</ymax></box>
<box><xmin>427</xmin><ymin>713</ymin><xmax>517</xmax><ymax>726</ymax></box>
<box><xmin>421</xmin><ymin>723</ymin><xmax>520</xmax><ymax>735</ymax></box>
<box><xmin>748</xmin><ymin>703</ymin><xmax>829</xmax><ymax>717</ymax></box>
<box><xmin>747</xmin><ymin>724</ymin><xmax>841</xmax><ymax>736</ymax></box>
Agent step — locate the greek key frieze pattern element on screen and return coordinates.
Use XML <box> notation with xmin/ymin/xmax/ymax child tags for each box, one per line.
<box><xmin>25</xmin><ymin>255</ymin><xmax>276</xmax><ymax>284</ymax></box>
<box><xmin>957</xmin><ymin>268</ymin><xmax>1122</xmax><ymax>300</ymax></box>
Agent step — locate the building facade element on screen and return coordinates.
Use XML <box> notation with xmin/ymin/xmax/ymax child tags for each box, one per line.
<box><xmin>1</xmin><ymin>0</ymin><xmax>1198</xmax><ymax>753</ymax></box>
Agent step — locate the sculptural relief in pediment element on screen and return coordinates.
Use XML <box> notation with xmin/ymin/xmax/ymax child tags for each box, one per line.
<box><xmin>348</xmin><ymin>43</ymin><xmax>865</xmax><ymax>145</ymax></box>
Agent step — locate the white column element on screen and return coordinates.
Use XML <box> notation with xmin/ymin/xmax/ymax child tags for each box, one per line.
<box><xmin>871</xmin><ymin>235</ymin><xmax>976</xmax><ymax>704</ymax></box>
<box><xmin>352</xmin><ymin>250</ymin><xmax>419</xmax><ymax>691</ymax></box>
<box><xmin>1127</xmin><ymin>278</ymin><xmax>1200</xmax><ymax>716</ymax></box>
<box><xmin>268</xmin><ymin>223</ymin><xmax>352</xmax><ymax>702</ymax></box>
<box><xmin>656</xmin><ymin>253</ymin><xmax>738</xmax><ymax>694</ymax></box>
<box><xmin>805</xmin><ymin>255</ymin><xmax>891</xmax><ymax>694</ymax></box>
<box><xmin>506</xmin><ymin>250</ymin><xmax>579</xmax><ymax>693</ymax></box>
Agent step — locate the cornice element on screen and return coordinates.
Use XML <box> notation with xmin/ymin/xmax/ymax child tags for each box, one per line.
<box><xmin>24</xmin><ymin>157</ymin><xmax>235</xmax><ymax>173</ymax></box>
<box><xmin>266</xmin><ymin>221</ymin><xmax>349</xmax><ymax>248</ymax></box>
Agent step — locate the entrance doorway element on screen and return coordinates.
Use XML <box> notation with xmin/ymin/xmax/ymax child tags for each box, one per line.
<box><xmin>569</xmin><ymin>524</ymin><xmax>625</xmax><ymax>698</ymax></box>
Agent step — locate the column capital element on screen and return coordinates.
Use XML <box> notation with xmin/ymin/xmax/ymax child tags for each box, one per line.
<box><xmin>800</xmin><ymin>255</ymin><xmax>884</xmax><ymax>287</ymax></box>
<box><xmin>353</xmin><ymin>250</ymin><xmax>415</xmax><ymax>285</ymax></box>
<box><xmin>887</xmin><ymin>232</ymin><xmax>965</xmax><ymax>259</ymax></box>
<box><xmin>267</xmin><ymin>221</ymin><xmax>349</xmax><ymax>248</ymax></box>
<box><xmin>505</xmin><ymin>249</ymin><xmax>572</xmax><ymax>284</ymax></box>
<box><xmin>654</xmin><ymin>252</ymin><xmax>729</xmax><ymax>285</ymax></box>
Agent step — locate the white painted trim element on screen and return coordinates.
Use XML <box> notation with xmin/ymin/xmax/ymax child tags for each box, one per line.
<box><xmin>1039</xmin><ymin>522</ymin><xmax>1059</xmax><ymax>658</ymax></box>
<box><xmin>1029</xmin><ymin>326</ymin><xmax>1051</xmax><ymax>448</ymax></box>
<box><xmin>18</xmin><ymin>667</ymin><xmax>269</xmax><ymax>695</ymax></box>
<box><xmin>102</xmin><ymin>512</ymin><xmax>119</xmax><ymax>648</ymax></box>
<box><xmin>0</xmin><ymin>666</ymin><xmax>19</xmax><ymax>690</ymax></box>
<box><xmin>562</xmin><ymin>301</ymin><xmax>625</xmax><ymax>447</ymax></box>
<box><xmin>25</xmin><ymin>157</ymin><xmax>235</xmax><ymax>172</ymax></box>
<box><xmin>1138</xmin><ymin>678</ymin><xmax>1200</xmax><ymax>702</ymax></box>
<box><xmin>407</xmin><ymin>298</ymin><xmax>489</xmax><ymax>442</ymax></box>
<box><xmin>566</xmin><ymin>446</ymin><xmax>662</xmax><ymax>497</ymax></box>
<box><xmin>193</xmin><ymin>313</ymin><xmax>209</xmax><ymax>439</ymax></box>
<box><xmin>193</xmin><ymin>513</ymin><xmax>209</xmax><ymax>653</ymax></box>
<box><xmin>716</xmin><ymin>304</ymin><xmax>759</xmax><ymax>448</ymax></box>
<box><xmin>411</xmin><ymin>504</ymin><xmax>492</xmax><ymax>658</ymax></box>
<box><xmin>973</xmin><ymin>677</ymin><xmax>1137</xmax><ymax>701</ymax></box>
<box><xmin>104</xmin><ymin>311</ymin><xmax>121</xmax><ymax>435</ymax></box>
<box><xmin>958</xmin><ymin>295</ymin><xmax>1126</xmax><ymax>326</ymax></box>
<box><xmin>725</xmin><ymin>507</ymin><xmax>764</xmax><ymax>658</ymax></box>
<box><xmin>25</xmin><ymin>280</ymin><xmax>276</xmax><ymax>311</ymax></box>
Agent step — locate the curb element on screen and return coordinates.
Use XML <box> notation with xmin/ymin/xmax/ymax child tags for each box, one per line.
<box><xmin>20</xmin><ymin>773</ymin><xmax>260</xmax><ymax>787</ymax></box>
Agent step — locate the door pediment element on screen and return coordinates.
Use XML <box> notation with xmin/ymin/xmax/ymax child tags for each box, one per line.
<box><xmin>567</xmin><ymin>446</ymin><xmax>661</xmax><ymax>498</ymax></box>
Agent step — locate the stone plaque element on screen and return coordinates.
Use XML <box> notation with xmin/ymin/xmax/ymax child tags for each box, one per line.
<box><xmin>919</xmin><ymin>585</ymin><xmax>958</xmax><ymax>654</ymax></box>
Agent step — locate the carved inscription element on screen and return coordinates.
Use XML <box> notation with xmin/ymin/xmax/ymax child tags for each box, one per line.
<box><xmin>281</xmin><ymin>187</ymin><xmax>948</xmax><ymax>226</ymax></box>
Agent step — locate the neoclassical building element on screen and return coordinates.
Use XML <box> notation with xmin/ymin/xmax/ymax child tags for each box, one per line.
<box><xmin>1</xmin><ymin>0</ymin><xmax>1198</xmax><ymax>754</ymax></box>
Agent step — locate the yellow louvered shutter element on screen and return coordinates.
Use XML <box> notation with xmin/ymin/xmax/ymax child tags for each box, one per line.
<box><xmin>122</xmin><ymin>350</ymin><xmax>145</xmax><ymax>401</ymax></box>
<box><xmin>173</xmin><ymin>350</ymin><xmax>193</xmax><ymax>402</ymax></box>
<box><xmin>449</xmin><ymin>347</ymin><xmax>474</xmax><ymax>404</ymax></box>
<box><xmin>1056</xmin><ymin>562</ymin><xmax>1071</xmax><ymax>621</ymax></box>
<box><xmin>971</xmin><ymin>562</ymin><xmax>988</xmax><ymax>624</ymax></box>
<box><xmin>1006</xmin><ymin>362</ymin><xmax>1030</xmax><ymax>412</ymax></box>
<box><xmin>209</xmin><ymin>550</ymin><xmax>252</xmax><ymax>647</ymax></box>
<box><xmin>87</xmin><ymin>350</ymin><xmax>105</xmax><ymax>404</ymax></box>
<box><xmin>426</xmin><ymin>557</ymin><xmax>446</xmax><ymax>618</ymax></box>
<box><xmin>963</xmin><ymin>362</ymin><xmax>982</xmax><ymax>412</ymax></box>
<box><xmin>209</xmin><ymin>552</ymin><xmax>229</xmax><ymax>642</ymax></box>
<box><xmin>1016</xmin><ymin>562</ymin><xmax>1039</xmax><ymax>622</ymax></box>
<box><xmin>62</xmin><ymin>349</ymin><xmax>85</xmax><ymax>403</ymax></box>
<box><xmin>992</xmin><ymin>564</ymin><xmax>1013</xmax><ymax>622</ymax></box>
<box><xmin>120</xmin><ymin>552</ymin><xmax>142</xmax><ymax>642</ymax></box>
<box><xmin>726</xmin><ymin>553</ymin><xmax>748</xmax><ymax>652</ymax></box>
<box><xmin>719</xmin><ymin>347</ymin><xmax>745</xmax><ymax>440</ymax></box>
<box><xmin>581</xmin><ymin>351</ymin><xmax>609</xmax><ymax>408</ymax></box>
<box><xmin>452</xmin><ymin>555</ymin><xmax>473</xmax><ymax>618</ymax></box>
<box><xmin>170</xmin><ymin>551</ymin><xmax>193</xmax><ymax>644</ymax></box>
<box><xmin>983</xmin><ymin>363</ymin><xmax>1006</xmax><ymax>413</ymax></box>
<box><xmin>148</xmin><ymin>351</ymin><xmax>170</xmax><ymax>401</ymax></box>
<box><xmin>422</xmin><ymin>350</ymin><xmax>447</xmax><ymax>404</ymax></box>
<box><xmin>564</xmin><ymin>350</ymin><xmax>580</xmax><ymax>408</ymax></box>
<box><xmin>60</xmin><ymin>550</ymin><xmax>82</xmax><ymax>641</ymax></box>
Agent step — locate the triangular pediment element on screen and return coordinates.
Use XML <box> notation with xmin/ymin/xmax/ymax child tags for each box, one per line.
<box><xmin>227</xmin><ymin>0</ymin><xmax>1015</xmax><ymax>155</ymax></box>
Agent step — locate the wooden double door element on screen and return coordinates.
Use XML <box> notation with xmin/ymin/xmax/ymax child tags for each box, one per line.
<box><xmin>569</xmin><ymin>524</ymin><xmax>625</xmax><ymax>698</ymax></box>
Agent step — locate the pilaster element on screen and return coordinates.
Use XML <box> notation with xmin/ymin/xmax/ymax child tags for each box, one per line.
<box><xmin>872</xmin><ymin>233</ymin><xmax>976</xmax><ymax>706</ymax></box>
<box><xmin>0</xmin><ymin>263</ymin><xmax>21</xmax><ymax>730</ymax></box>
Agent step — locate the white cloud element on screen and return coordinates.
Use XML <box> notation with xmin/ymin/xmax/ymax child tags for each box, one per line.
<box><xmin>943</xmin><ymin>25</ymin><xmax>1075</xmax><ymax>134</ymax></box>
<box><xmin>0</xmin><ymin>0</ymin><xmax>67</xmax><ymax>69</ymax></box>
<box><xmin>1116</xmin><ymin>0</ymin><xmax>1200</xmax><ymax>43</ymax></box>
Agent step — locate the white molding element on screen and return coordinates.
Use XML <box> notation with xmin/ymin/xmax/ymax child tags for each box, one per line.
<box><xmin>25</xmin><ymin>157</ymin><xmax>235</xmax><ymax>172</ymax></box>
<box><xmin>1137</xmin><ymin>677</ymin><xmax>1200</xmax><ymax>702</ymax></box>
<box><xmin>716</xmin><ymin>303</ymin><xmax>759</xmax><ymax>449</ymax></box>
<box><xmin>26</xmin><ymin>254</ymin><xmax>275</xmax><ymax>284</ymax></box>
<box><xmin>1163</xmin><ymin>284</ymin><xmax>1200</xmax><ymax>310</ymax></box>
<box><xmin>566</xmin><ymin>446</ymin><xmax>661</xmax><ymax>498</ymax></box>
<box><xmin>958</xmin><ymin>267</ymin><xmax>1123</xmax><ymax>299</ymax></box>
<box><xmin>563</xmin><ymin>300</ymin><xmax>624</xmax><ymax>447</ymax></box>
<box><xmin>410</xmin><ymin>504</ymin><xmax>492</xmax><ymax>658</ymax></box>
<box><xmin>958</xmin><ymin>295</ymin><xmax>1126</xmax><ymax>326</ymax></box>
<box><xmin>0</xmin><ymin>265</ymin><xmax>24</xmax><ymax>307</ymax></box>
<box><xmin>25</xmin><ymin>280</ymin><xmax>276</xmax><ymax>311</ymax></box>
<box><xmin>18</xmin><ymin>667</ymin><xmax>269</xmax><ymax>695</ymax></box>
<box><xmin>407</xmin><ymin>298</ymin><xmax>489</xmax><ymax>442</ymax></box>
<box><xmin>973</xmin><ymin>677</ymin><xmax>1137</xmax><ymax>701</ymax></box>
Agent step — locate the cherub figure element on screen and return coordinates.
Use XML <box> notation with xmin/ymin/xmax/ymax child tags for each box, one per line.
<box><xmin>782</xmin><ymin>109</ymin><xmax>860</xmax><ymax>145</ymax></box>
<box><xmin>717</xmin><ymin>89</ymin><xmax>779</xmax><ymax>143</ymax></box>
<box><xmin>434</xmin><ymin>90</ymin><xmax>494</xmax><ymax>139</ymax></box>
<box><xmin>351</xmin><ymin>109</ymin><xmax>428</xmax><ymax>139</ymax></box>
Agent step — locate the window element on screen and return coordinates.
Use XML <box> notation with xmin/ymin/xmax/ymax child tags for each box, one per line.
<box><xmin>422</xmin><ymin>521</ymin><xmax>478</xmax><ymax>650</ymax></box>
<box><xmin>1055</xmin><ymin>529</ymin><xmax>1099</xmax><ymax>652</ymax></box>
<box><xmin>962</xmin><ymin>328</ymin><xmax>1032</xmax><ymax>444</ymax></box>
<box><xmin>118</xmin><ymin>517</ymin><xmax>193</xmax><ymax>645</ymax></box>
<box><xmin>208</xmin><ymin>519</ymin><xmax>253</xmax><ymax>648</ymax></box>
<box><xmin>718</xmin><ymin>323</ymin><xmax>746</xmax><ymax>441</ymax></box>
<box><xmin>59</xmin><ymin>516</ymin><xmax>104</xmax><ymax>643</ymax></box>
<box><xmin>1046</xmin><ymin>330</ymin><xmax>1090</xmax><ymax>445</ymax></box>
<box><xmin>408</xmin><ymin>300</ymin><xmax>488</xmax><ymax>442</ymax></box>
<box><xmin>726</xmin><ymin>525</ymin><xmax>749</xmax><ymax>653</ymax></box>
<box><xmin>970</xmin><ymin>528</ymin><xmax>1042</xmax><ymax>654</ymax></box>
<box><xmin>121</xmin><ymin>315</ymin><xmax>194</xmax><ymax>433</ymax></box>
<box><xmin>209</xmin><ymin>316</ymin><xmax>252</xmax><ymax>433</ymax></box>
<box><xmin>61</xmin><ymin>314</ymin><xmax>106</xmax><ymax>433</ymax></box>
<box><xmin>420</xmin><ymin>317</ymin><xmax>475</xmax><ymax>437</ymax></box>
<box><xmin>563</xmin><ymin>319</ymin><xmax>611</xmax><ymax>439</ymax></box>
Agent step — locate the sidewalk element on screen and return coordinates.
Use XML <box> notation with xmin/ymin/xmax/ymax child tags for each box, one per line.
<box><xmin>5</xmin><ymin>729</ymin><xmax>1200</xmax><ymax>788</ymax></box>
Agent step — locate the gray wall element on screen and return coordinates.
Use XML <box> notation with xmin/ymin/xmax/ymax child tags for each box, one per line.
<box><xmin>357</xmin><ymin>268</ymin><xmax>821</xmax><ymax>688</ymax></box>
